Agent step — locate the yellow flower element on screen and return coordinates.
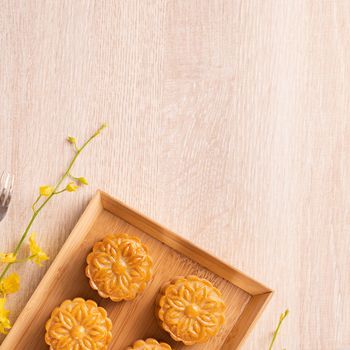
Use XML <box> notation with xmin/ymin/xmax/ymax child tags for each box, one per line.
<box><xmin>29</xmin><ymin>233</ymin><xmax>49</xmax><ymax>266</ymax></box>
<box><xmin>78</xmin><ymin>177</ymin><xmax>88</xmax><ymax>185</ymax></box>
<box><xmin>0</xmin><ymin>253</ymin><xmax>16</xmax><ymax>264</ymax></box>
<box><xmin>66</xmin><ymin>182</ymin><xmax>78</xmax><ymax>192</ymax></box>
<box><xmin>0</xmin><ymin>273</ymin><xmax>20</xmax><ymax>295</ymax></box>
<box><xmin>39</xmin><ymin>185</ymin><xmax>54</xmax><ymax>197</ymax></box>
<box><xmin>0</xmin><ymin>298</ymin><xmax>11</xmax><ymax>334</ymax></box>
<box><xmin>67</xmin><ymin>136</ymin><xmax>77</xmax><ymax>144</ymax></box>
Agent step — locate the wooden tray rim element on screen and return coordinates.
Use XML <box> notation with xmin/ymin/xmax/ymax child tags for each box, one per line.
<box><xmin>2</xmin><ymin>190</ymin><xmax>273</xmax><ymax>350</ymax></box>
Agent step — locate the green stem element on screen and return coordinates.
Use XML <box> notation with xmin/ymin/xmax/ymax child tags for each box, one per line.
<box><xmin>0</xmin><ymin>214</ymin><xmax>38</xmax><ymax>280</ymax></box>
<box><xmin>0</xmin><ymin>125</ymin><xmax>104</xmax><ymax>281</ymax></box>
<box><xmin>54</xmin><ymin>189</ymin><xmax>66</xmax><ymax>195</ymax></box>
<box><xmin>31</xmin><ymin>195</ymin><xmax>41</xmax><ymax>212</ymax></box>
<box><xmin>68</xmin><ymin>172</ymin><xmax>79</xmax><ymax>181</ymax></box>
<box><xmin>268</xmin><ymin>309</ymin><xmax>289</xmax><ymax>350</ymax></box>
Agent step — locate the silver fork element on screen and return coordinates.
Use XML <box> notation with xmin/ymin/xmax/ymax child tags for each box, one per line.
<box><xmin>0</xmin><ymin>171</ymin><xmax>14</xmax><ymax>222</ymax></box>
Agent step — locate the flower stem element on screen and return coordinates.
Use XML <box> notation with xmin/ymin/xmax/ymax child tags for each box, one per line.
<box><xmin>0</xmin><ymin>125</ymin><xmax>104</xmax><ymax>281</ymax></box>
<box><xmin>268</xmin><ymin>309</ymin><xmax>289</xmax><ymax>350</ymax></box>
<box><xmin>54</xmin><ymin>189</ymin><xmax>66</xmax><ymax>195</ymax></box>
<box><xmin>68</xmin><ymin>173</ymin><xmax>83</xmax><ymax>183</ymax></box>
<box><xmin>31</xmin><ymin>195</ymin><xmax>41</xmax><ymax>212</ymax></box>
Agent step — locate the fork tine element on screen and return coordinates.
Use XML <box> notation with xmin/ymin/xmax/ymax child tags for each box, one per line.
<box><xmin>1</xmin><ymin>172</ymin><xmax>12</xmax><ymax>206</ymax></box>
<box><xmin>0</xmin><ymin>188</ymin><xmax>5</xmax><ymax>205</ymax></box>
<box><xmin>4</xmin><ymin>192</ymin><xmax>12</xmax><ymax>207</ymax></box>
<box><xmin>0</xmin><ymin>173</ymin><xmax>8</xmax><ymax>205</ymax></box>
<box><xmin>0</xmin><ymin>171</ymin><xmax>6</xmax><ymax>191</ymax></box>
<box><xmin>4</xmin><ymin>175</ymin><xmax>14</xmax><ymax>207</ymax></box>
<box><xmin>10</xmin><ymin>174</ymin><xmax>14</xmax><ymax>192</ymax></box>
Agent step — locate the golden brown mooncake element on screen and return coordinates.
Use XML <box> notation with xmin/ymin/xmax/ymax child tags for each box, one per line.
<box><xmin>126</xmin><ymin>338</ymin><xmax>172</xmax><ymax>350</ymax></box>
<box><xmin>45</xmin><ymin>298</ymin><xmax>112</xmax><ymax>350</ymax></box>
<box><xmin>156</xmin><ymin>275</ymin><xmax>226</xmax><ymax>345</ymax></box>
<box><xmin>86</xmin><ymin>233</ymin><xmax>152</xmax><ymax>302</ymax></box>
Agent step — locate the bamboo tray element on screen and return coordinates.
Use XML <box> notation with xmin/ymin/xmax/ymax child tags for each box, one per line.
<box><xmin>2</xmin><ymin>191</ymin><xmax>272</xmax><ymax>350</ymax></box>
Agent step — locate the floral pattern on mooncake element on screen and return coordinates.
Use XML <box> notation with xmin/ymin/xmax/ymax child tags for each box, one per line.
<box><xmin>126</xmin><ymin>338</ymin><xmax>172</xmax><ymax>350</ymax></box>
<box><xmin>156</xmin><ymin>276</ymin><xmax>226</xmax><ymax>345</ymax></box>
<box><xmin>45</xmin><ymin>298</ymin><xmax>112</xmax><ymax>350</ymax></box>
<box><xmin>86</xmin><ymin>233</ymin><xmax>152</xmax><ymax>301</ymax></box>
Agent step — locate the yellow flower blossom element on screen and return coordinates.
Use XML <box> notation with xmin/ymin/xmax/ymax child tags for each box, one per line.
<box><xmin>77</xmin><ymin>177</ymin><xmax>88</xmax><ymax>185</ymax></box>
<box><xmin>0</xmin><ymin>273</ymin><xmax>20</xmax><ymax>295</ymax></box>
<box><xmin>39</xmin><ymin>185</ymin><xmax>54</xmax><ymax>197</ymax></box>
<box><xmin>29</xmin><ymin>233</ymin><xmax>49</xmax><ymax>266</ymax></box>
<box><xmin>0</xmin><ymin>298</ymin><xmax>11</xmax><ymax>334</ymax></box>
<box><xmin>0</xmin><ymin>253</ymin><xmax>16</xmax><ymax>264</ymax></box>
<box><xmin>66</xmin><ymin>182</ymin><xmax>78</xmax><ymax>192</ymax></box>
<box><xmin>67</xmin><ymin>136</ymin><xmax>77</xmax><ymax>144</ymax></box>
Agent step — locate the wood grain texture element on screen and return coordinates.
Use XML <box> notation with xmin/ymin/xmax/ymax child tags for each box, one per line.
<box><xmin>0</xmin><ymin>1</ymin><xmax>349</xmax><ymax>349</ymax></box>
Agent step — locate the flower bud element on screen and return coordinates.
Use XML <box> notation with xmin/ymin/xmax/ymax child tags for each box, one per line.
<box><xmin>66</xmin><ymin>182</ymin><xmax>78</xmax><ymax>192</ymax></box>
<box><xmin>67</xmin><ymin>136</ymin><xmax>77</xmax><ymax>144</ymax></box>
<box><xmin>39</xmin><ymin>185</ymin><xmax>54</xmax><ymax>196</ymax></box>
<box><xmin>78</xmin><ymin>177</ymin><xmax>88</xmax><ymax>185</ymax></box>
<box><xmin>93</xmin><ymin>123</ymin><xmax>107</xmax><ymax>136</ymax></box>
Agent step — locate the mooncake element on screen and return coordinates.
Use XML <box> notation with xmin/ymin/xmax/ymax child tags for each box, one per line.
<box><xmin>86</xmin><ymin>233</ymin><xmax>152</xmax><ymax>301</ymax></box>
<box><xmin>156</xmin><ymin>275</ymin><xmax>225</xmax><ymax>345</ymax></box>
<box><xmin>45</xmin><ymin>298</ymin><xmax>112</xmax><ymax>350</ymax></box>
<box><xmin>126</xmin><ymin>338</ymin><xmax>172</xmax><ymax>350</ymax></box>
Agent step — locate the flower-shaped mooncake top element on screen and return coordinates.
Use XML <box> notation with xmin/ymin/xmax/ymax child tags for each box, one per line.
<box><xmin>45</xmin><ymin>298</ymin><xmax>112</xmax><ymax>350</ymax></box>
<box><xmin>126</xmin><ymin>338</ymin><xmax>172</xmax><ymax>350</ymax></box>
<box><xmin>156</xmin><ymin>275</ymin><xmax>226</xmax><ymax>345</ymax></box>
<box><xmin>86</xmin><ymin>233</ymin><xmax>152</xmax><ymax>301</ymax></box>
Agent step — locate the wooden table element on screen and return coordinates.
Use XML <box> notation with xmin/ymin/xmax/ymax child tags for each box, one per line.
<box><xmin>0</xmin><ymin>1</ymin><xmax>349</xmax><ymax>349</ymax></box>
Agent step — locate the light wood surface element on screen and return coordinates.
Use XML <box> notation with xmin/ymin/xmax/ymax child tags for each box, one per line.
<box><xmin>2</xmin><ymin>192</ymin><xmax>271</xmax><ymax>349</ymax></box>
<box><xmin>0</xmin><ymin>1</ymin><xmax>349</xmax><ymax>349</ymax></box>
